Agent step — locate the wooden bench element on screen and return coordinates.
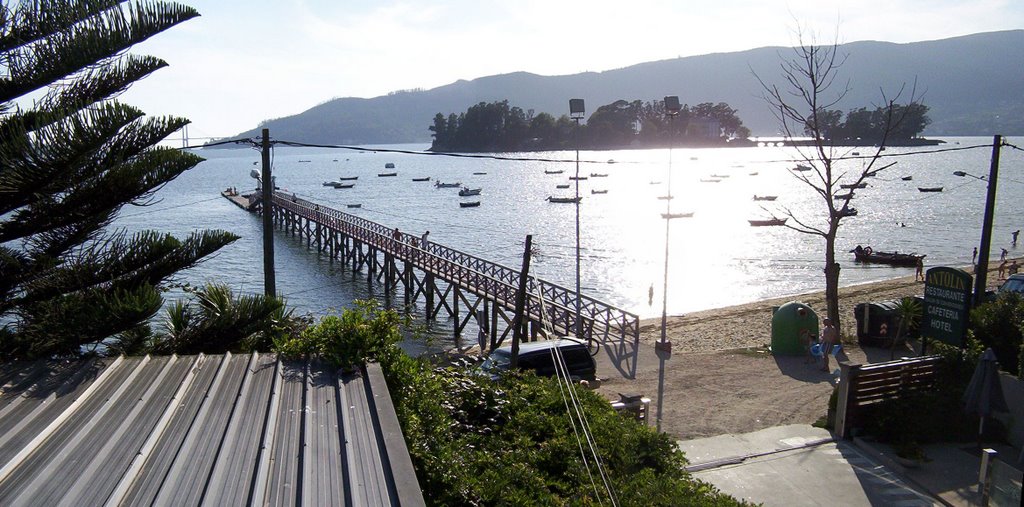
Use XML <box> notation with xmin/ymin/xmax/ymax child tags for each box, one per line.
<box><xmin>835</xmin><ymin>355</ymin><xmax>942</xmax><ymax>438</ymax></box>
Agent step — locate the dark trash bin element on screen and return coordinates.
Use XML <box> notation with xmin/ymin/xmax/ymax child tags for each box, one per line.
<box><xmin>853</xmin><ymin>298</ymin><xmax>921</xmax><ymax>347</ymax></box>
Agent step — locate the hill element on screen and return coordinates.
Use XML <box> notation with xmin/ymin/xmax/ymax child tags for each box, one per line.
<box><xmin>227</xmin><ymin>30</ymin><xmax>1024</xmax><ymax>144</ymax></box>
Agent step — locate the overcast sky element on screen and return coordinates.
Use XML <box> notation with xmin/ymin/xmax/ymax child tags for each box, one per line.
<box><xmin>122</xmin><ymin>0</ymin><xmax>1024</xmax><ymax>140</ymax></box>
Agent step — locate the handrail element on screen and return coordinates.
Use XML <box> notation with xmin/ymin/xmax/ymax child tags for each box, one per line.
<box><xmin>271</xmin><ymin>192</ymin><xmax>639</xmax><ymax>338</ymax></box>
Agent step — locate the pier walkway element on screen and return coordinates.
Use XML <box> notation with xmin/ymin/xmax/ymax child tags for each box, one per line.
<box><xmin>250</xmin><ymin>191</ymin><xmax>639</xmax><ymax>378</ymax></box>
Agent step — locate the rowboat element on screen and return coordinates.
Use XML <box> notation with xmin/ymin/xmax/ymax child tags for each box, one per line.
<box><xmin>544</xmin><ymin>169</ymin><xmax>564</xmax><ymax>174</ymax></box>
<box><xmin>661</xmin><ymin>212</ymin><xmax>694</xmax><ymax>219</ymax></box>
<box><xmin>838</xmin><ymin>206</ymin><xmax>858</xmax><ymax>217</ymax></box>
<box><xmin>656</xmin><ymin>195</ymin><xmax>674</xmax><ymax>200</ymax></box>
<box><xmin>833</xmin><ymin>192</ymin><xmax>854</xmax><ymax>200</ymax></box>
<box><xmin>548</xmin><ymin>196</ymin><xmax>582</xmax><ymax>204</ymax></box>
<box><xmin>852</xmin><ymin>245</ymin><xmax>924</xmax><ymax>266</ymax></box>
<box><xmin>346</xmin><ymin>204</ymin><xmax>362</xmax><ymax>208</ymax></box>
<box><xmin>458</xmin><ymin>187</ymin><xmax>482</xmax><ymax>196</ymax></box>
<box><xmin>840</xmin><ymin>182</ymin><xmax>867</xmax><ymax>189</ymax></box>
<box><xmin>473</xmin><ymin>172</ymin><xmax>487</xmax><ymax>175</ymax></box>
<box><xmin>748</xmin><ymin>218</ymin><xmax>787</xmax><ymax>227</ymax></box>
<box><xmin>378</xmin><ymin>172</ymin><xmax>397</xmax><ymax>177</ymax></box>
<box><xmin>709</xmin><ymin>174</ymin><xmax>730</xmax><ymax>178</ymax></box>
<box><xmin>792</xmin><ymin>164</ymin><xmax>812</xmax><ymax>171</ymax></box>
<box><xmin>556</xmin><ymin>184</ymin><xmax>570</xmax><ymax>189</ymax></box>
<box><xmin>412</xmin><ymin>177</ymin><xmax>431</xmax><ymax>182</ymax></box>
<box><xmin>591</xmin><ymin>189</ymin><xmax>608</xmax><ymax>194</ymax></box>
<box><xmin>333</xmin><ymin>183</ymin><xmax>354</xmax><ymax>189</ymax></box>
<box><xmin>918</xmin><ymin>187</ymin><xmax>943</xmax><ymax>192</ymax></box>
<box><xmin>901</xmin><ymin>176</ymin><xmax>913</xmax><ymax>181</ymax></box>
<box><xmin>459</xmin><ymin>201</ymin><xmax>481</xmax><ymax>208</ymax></box>
<box><xmin>435</xmin><ymin>181</ymin><xmax>461</xmax><ymax>188</ymax></box>
<box><xmin>699</xmin><ymin>178</ymin><xmax>721</xmax><ymax>183</ymax></box>
<box><xmin>752</xmin><ymin>195</ymin><xmax>777</xmax><ymax>201</ymax></box>
<box><xmin>338</xmin><ymin>176</ymin><xmax>358</xmax><ymax>181</ymax></box>
<box><xmin>590</xmin><ymin>173</ymin><xmax>608</xmax><ymax>177</ymax></box>
<box><xmin>569</xmin><ymin>176</ymin><xmax>588</xmax><ymax>181</ymax></box>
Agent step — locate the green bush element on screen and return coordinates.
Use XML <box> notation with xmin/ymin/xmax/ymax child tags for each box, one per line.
<box><xmin>275</xmin><ymin>299</ymin><xmax>402</xmax><ymax>371</ymax></box>
<box><xmin>970</xmin><ymin>293</ymin><xmax>1024</xmax><ymax>375</ymax></box>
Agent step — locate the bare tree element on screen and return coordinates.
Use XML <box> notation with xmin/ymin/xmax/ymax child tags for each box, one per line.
<box><xmin>756</xmin><ymin>30</ymin><xmax>919</xmax><ymax>328</ymax></box>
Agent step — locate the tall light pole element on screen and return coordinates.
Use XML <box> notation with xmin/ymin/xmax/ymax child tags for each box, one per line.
<box><xmin>954</xmin><ymin>134</ymin><xmax>1003</xmax><ymax>305</ymax></box>
<box><xmin>569</xmin><ymin>98</ymin><xmax>585</xmax><ymax>341</ymax></box>
<box><xmin>655</xmin><ymin>96</ymin><xmax>680</xmax><ymax>432</ymax></box>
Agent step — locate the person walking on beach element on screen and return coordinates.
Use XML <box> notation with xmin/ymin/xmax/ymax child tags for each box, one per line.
<box><xmin>820</xmin><ymin>318</ymin><xmax>839</xmax><ymax>372</ymax></box>
<box><xmin>1001</xmin><ymin>248</ymin><xmax>1008</xmax><ymax>261</ymax></box>
<box><xmin>915</xmin><ymin>257</ymin><xmax>924</xmax><ymax>281</ymax></box>
<box><xmin>999</xmin><ymin>260</ymin><xmax>1008</xmax><ymax>279</ymax></box>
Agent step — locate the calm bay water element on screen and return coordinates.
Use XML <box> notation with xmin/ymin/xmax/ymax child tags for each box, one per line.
<box><xmin>116</xmin><ymin>137</ymin><xmax>1023</xmax><ymax>337</ymax></box>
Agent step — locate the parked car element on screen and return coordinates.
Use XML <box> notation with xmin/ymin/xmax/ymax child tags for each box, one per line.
<box><xmin>480</xmin><ymin>339</ymin><xmax>596</xmax><ymax>381</ymax></box>
<box><xmin>999</xmin><ymin>274</ymin><xmax>1024</xmax><ymax>295</ymax></box>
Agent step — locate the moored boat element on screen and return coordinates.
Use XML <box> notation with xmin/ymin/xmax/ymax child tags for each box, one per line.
<box><xmin>792</xmin><ymin>164</ymin><xmax>812</xmax><ymax>171</ymax></box>
<box><xmin>901</xmin><ymin>176</ymin><xmax>913</xmax><ymax>181</ymax></box>
<box><xmin>590</xmin><ymin>173</ymin><xmax>608</xmax><ymax>177</ymax></box>
<box><xmin>556</xmin><ymin>184</ymin><xmax>570</xmax><ymax>189</ymax></box>
<box><xmin>591</xmin><ymin>189</ymin><xmax>608</xmax><ymax>194</ymax></box>
<box><xmin>346</xmin><ymin>203</ymin><xmax>362</xmax><ymax>208</ymax></box>
<box><xmin>459</xmin><ymin>201</ymin><xmax>481</xmax><ymax>208</ymax></box>
<box><xmin>748</xmin><ymin>218</ymin><xmax>787</xmax><ymax>227</ymax></box>
<box><xmin>661</xmin><ymin>212</ymin><xmax>694</xmax><ymax>219</ymax></box>
<box><xmin>752</xmin><ymin>195</ymin><xmax>777</xmax><ymax>201</ymax></box>
<box><xmin>548</xmin><ymin>196</ymin><xmax>582</xmax><ymax>204</ymax></box>
<box><xmin>840</xmin><ymin>182</ymin><xmax>867</xmax><ymax>189</ymax></box>
<box><xmin>412</xmin><ymin>177</ymin><xmax>431</xmax><ymax>182</ymax></box>
<box><xmin>334</xmin><ymin>183</ymin><xmax>354</xmax><ymax>189</ymax></box>
<box><xmin>569</xmin><ymin>176</ymin><xmax>588</xmax><ymax>181</ymax></box>
<box><xmin>833</xmin><ymin>192</ymin><xmax>855</xmax><ymax>200</ymax></box>
<box><xmin>544</xmin><ymin>169</ymin><xmax>564</xmax><ymax>174</ymax></box>
<box><xmin>435</xmin><ymin>181</ymin><xmax>461</xmax><ymax>188</ymax></box>
<box><xmin>458</xmin><ymin>187</ymin><xmax>482</xmax><ymax>196</ymax></box>
<box><xmin>838</xmin><ymin>206</ymin><xmax>858</xmax><ymax>217</ymax></box>
<box><xmin>384</xmin><ymin>162</ymin><xmax>395</xmax><ymax>169</ymax></box>
<box><xmin>338</xmin><ymin>176</ymin><xmax>358</xmax><ymax>181</ymax></box>
<box><xmin>852</xmin><ymin>245</ymin><xmax>924</xmax><ymax>266</ymax></box>
<box><xmin>378</xmin><ymin>172</ymin><xmax>397</xmax><ymax>177</ymax></box>
<box><xmin>473</xmin><ymin>172</ymin><xmax>487</xmax><ymax>175</ymax></box>
<box><xmin>699</xmin><ymin>178</ymin><xmax>721</xmax><ymax>183</ymax></box>
<box><xmin>918</xmin><ymin>186</ymin><xmax>943</xmax><ymax>192</ymax></box>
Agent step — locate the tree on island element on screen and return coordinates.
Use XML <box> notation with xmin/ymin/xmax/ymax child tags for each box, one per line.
<box><xmin>0</xmin><ymin>1</ymin><xmax>244</xmax><ymax>359</ymax></box>
<box><xmin>811</xmin><ymin>103</ymin><xmax>930</xmax><ymax>143</ymax></box>
<box><xmin>429</xmin><ymin>98</ymin><xmax>751</xmax><ymax>152</ymax></box>
<box><xmin>756</xmin><ymin>29</ymin><xmax>924</xmax><ymax>329</ymax></box>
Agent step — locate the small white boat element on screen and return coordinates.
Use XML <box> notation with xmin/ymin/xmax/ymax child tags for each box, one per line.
<box><xmin>435</xmin><ymin>181</ymin><xmax>461</xmax><ymax>188</ymax></box>
<box><xmin>458</xmin><ymin>187</ymin><xmax>482</xmax><ymax>196</ymax></box>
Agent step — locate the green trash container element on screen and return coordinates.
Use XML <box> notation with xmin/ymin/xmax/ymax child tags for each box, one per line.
<box><xmin>771</xmin><ymin>302</ymin><xmax>819</xmax><ymax>355</ymax></box>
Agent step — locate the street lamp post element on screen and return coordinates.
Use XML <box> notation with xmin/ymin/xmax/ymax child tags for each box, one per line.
<box><xmin>954</xmin><ymin>134</ymin><xmax>1002</xmax><ymax>306</ymax></box>
<box><xmin>655</xmin><ymin>96</ymin><xmax>681</xmax><ymax>432</ymax></box>
<box><xmin>569</xmin><ymin>99</ymin><xmax>586</xmax><ymax>340</ymax></box>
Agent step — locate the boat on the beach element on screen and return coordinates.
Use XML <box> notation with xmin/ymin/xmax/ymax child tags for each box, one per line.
<box><xmin>412</xmin><ymin>177</ymin><xmax>431</xmax><ymax>182</ymax></box>
<box><xmin>385</xmin><ymin>162</ymin><xmax>395</xmax><ymax>169</ymax></box>
<box><xmin>591</xmin><ymin>189</ymin><xmax>608</xmax><ymax>194</ymax></box>
<box><xmin>840</xmin><ymin>182</ymin><xmax>867</xmax><ymax>189</ymax></box>
<box><xmin>752</xmin><ymin>195</ymin><xmax>777</xmax><ymax>201</ymax></box>
<box><xmin>556</xmin><ymin>184</ymin><xmax>570</xmax><ymax>189</ymax></box>
<box><xmin>435</xmin><ymin>181</ymin><xmax>461</xmax><ymax>188</ymax></box>
<box><xmin>545</xmin><ymin>169</ymin><xmax>564</xmax><ymax>174</ymax></box>
<box><xmin>459</xmin><ymin>201</ymin><xmax>481</xmax><ymax>208</ymax></box>
<box><xmin>338</xmin><ymin>176</ymin><xmax>358</xmax><ymax>181</ymax></box>
<box><xmin>661</xmin><ymin>212</ymin><xmax>694</xmax><ymax>219</ymax></box>
<box><xmin>748</xmin><ymin>218</ymin><xmax>787</xmax><ymax>227</ymax></box>
<box><xmin>918</xmin><ymin>186</ymin><xmax>943</xmax><ymax>192</ymax></box>
<box><xmin>852</xmin><ymin>245</ymin><xmax>924</xmax><ymax>266</ymax></box>
<box><xmin>378</xmin><ymin>172</ymin><xmax>397</xmax><ymax>177</ymax></box>
<box><xmin>548</xmin><ymin>196</ymin><xmax>582</xmax><ymax>204</ymax></box>
<box><xmin>458</xmin><ymin>187</ymin><xmax>482</xmax><ymax>196</ymax></box>
<box><xmin>346</xmin><ymin>204</ymin><xmax>362</xmax><ymax>208</ymax></box>
<box><xmin>901</xmin><ymin>176</ymin><xmax>913</xmax><ymax>181</ymax></box>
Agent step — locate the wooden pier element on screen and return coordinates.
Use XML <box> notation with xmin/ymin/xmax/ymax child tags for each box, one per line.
<box><xmin>243</xmin><ymin>191</ymin><xmax>639</xmax><ymax>378</ymax></box>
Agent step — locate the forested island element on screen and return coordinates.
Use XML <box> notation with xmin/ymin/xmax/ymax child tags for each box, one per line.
<box><xmin>428</xmin><ymin>99</ymin><xmax>933</xmax><ymax>152</ymax></box>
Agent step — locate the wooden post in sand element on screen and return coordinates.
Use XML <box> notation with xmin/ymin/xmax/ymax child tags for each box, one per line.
<box><xmin>835</xmin><ymin>360</ymin><xmax>860</xmax><ymax>439</ymax></box>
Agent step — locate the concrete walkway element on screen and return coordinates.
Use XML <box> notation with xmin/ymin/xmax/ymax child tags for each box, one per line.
<box><xmin>679</xmin><ymin>425</ymin><xmax>939</xmax><ymax>506</ymax></box>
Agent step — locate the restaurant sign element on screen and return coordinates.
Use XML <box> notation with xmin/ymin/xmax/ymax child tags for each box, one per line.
<box><xmin>923</xmin><ymin>267</ymin><xmax>972</xmax><ymax>347</ymax></box>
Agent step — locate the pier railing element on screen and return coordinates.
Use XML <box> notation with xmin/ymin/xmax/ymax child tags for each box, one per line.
<box><xmin>272</xmin><ymin>192</ymin><xmax>640</xmax><ymax>346</ymax></box>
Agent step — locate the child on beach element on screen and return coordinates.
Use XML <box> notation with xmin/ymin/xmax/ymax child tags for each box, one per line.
<box><xmin>820</xmin><ymin>318</ymin><xmax>839</xmax><ymax>372</ymax></box>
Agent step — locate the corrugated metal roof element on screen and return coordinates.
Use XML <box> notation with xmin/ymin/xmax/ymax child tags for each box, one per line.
<box><xmin>0</xmin><ymin>353</ymin><xmax>424</xmax><ymax>506</ymax></box>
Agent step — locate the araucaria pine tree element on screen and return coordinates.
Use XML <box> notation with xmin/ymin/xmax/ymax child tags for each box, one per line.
<box><xmin>0</xmin><ymin>1</ymin><xmax>238</xmax><ymax>359</ymax></box>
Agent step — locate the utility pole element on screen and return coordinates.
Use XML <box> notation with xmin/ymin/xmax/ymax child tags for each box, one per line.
<box><xmin>261</xmin><ymin>128</ymin><xmax>276</xmax><ymax>297</ymax></box>
<box><xmin>510</xmin><ymin>235</ymin><xmax>533</xmax><ymax>369</ymax></box>
<box><xmin>973</xmin><ymin>134</ymin><xmax>1002</xmax><ymax>305</ymax></box>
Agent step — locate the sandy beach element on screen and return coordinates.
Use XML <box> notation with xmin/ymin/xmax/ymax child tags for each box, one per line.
<box><xmin>595</xmin><ymin>262</ymin><xmax>1013</xmax><ymax>440</ymax></box>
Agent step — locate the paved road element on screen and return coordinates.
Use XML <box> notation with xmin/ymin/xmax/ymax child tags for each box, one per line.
<box><xmin>679</xmin><ymin>425</ymin><xmax>938</xmax><ymax>506</ymax></box>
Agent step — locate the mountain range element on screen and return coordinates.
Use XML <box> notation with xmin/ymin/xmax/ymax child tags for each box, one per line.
<box><xmin>228</xmin><ymin>30</ymin><xmax>1024</xmax><ymax>145</ymax></box>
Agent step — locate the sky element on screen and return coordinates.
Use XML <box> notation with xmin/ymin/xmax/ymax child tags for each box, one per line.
<box><xmin>120</xmin><ymin>0</ymin><xmax>1024</xmax><ymax>141</ymax></box>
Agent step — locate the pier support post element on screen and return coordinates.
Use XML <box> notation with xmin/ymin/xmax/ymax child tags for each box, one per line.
<box><xmin>425</xmin><ymin>273</ymin><xmax>435</xmax><ymax>317</ymax></box>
